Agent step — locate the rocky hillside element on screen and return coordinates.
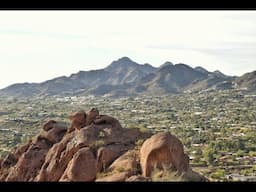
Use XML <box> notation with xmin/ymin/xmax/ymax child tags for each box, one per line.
<box><xmin>235</xmin><ymin>70</ymin><xmax>256</xmax><ymax>91</ymax></box>
<box><xmin>0</xmin><ymin>108</ymin><xmax>206</xmax><ymax>182</ymax></box>
<box><xmin>1</xmin><ymin>56</ymin><xmax>250</xmax><ymax>98</ymax></box>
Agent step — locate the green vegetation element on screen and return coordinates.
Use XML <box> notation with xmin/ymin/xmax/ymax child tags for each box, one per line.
<box><xmin>151</xmin><ymin>164</ymin><xmax>184</xmax><ymax>182</ymax></box>
<box><xmin>0</xmin><ymin>89</ymin><xmax>256</xmax><ymax>181</ymax></box>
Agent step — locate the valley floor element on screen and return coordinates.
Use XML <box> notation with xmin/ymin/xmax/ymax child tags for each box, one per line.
<box><xmin>0</xmin><ymin>89</ymin><xmax>256</xmax><ymax>181</ymax></box>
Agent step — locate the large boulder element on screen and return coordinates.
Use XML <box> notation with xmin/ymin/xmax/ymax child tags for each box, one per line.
<box><xmin>96</xmin><ymin>150</ymin><xmax>139</xmax><ymax>182</ymax></box>
<box><xmin>3</xmin><ymin>121</ymin><xmax>68</xmax><ymax>181</ymax></box>
<box><xmin>1</xmin><ymin>153</ymin><xmax>18</xmax><ymax>169</ymax></box>
<box><xmin>140</xmin><ymin>132</ymin><xmax>189</xmax><ymax>177</ymax></box>
<box><xmin>86</xmin><ymin>108</ymin><xmax>99</xmax><ymax>125</ymax></box>
<box><xmin>94</xmin><ymin>115</ymin><xmax>122</xmax><ymax>130</ymax></box>
<box><xmin>0</xmin><ymin>109</ymin><xmax>206</xmax><ymax>182</ymax></box>
<box><xmin>60</xmin><ymin>147</ymin><xmax>96</xmax><ymax>181</ymax></box>
<box><xmin>96</xmin><ymin>145</ymin><xmax>125</xmax><ymax>172</ymax></box>
<box><xmin>108</xmin><ymin>150</ymin><xmax>138</xmax><ymax>176</ymax></box>
<box><xmin>35</xmin><ymin>132</ymin><xmax>77</xmax><ymax>181</ymax></box>
<box><xmin>40</xmin><ymin>122</ymin><xmax>67</xmax><ymax>144</ymax></box>
<box><xmin>36</xmin><ymin>112</ymin><xmax>150</xmax><ymax>182</ymax></box>
<box><xmin>1</xmin><ymin>139</ymin><xmax>32</xmax><ymax>170</ymax></box>
<box><xmin>5</xmin><ymin>137</ymin><xmax>53</xmax><ymax>181</ymax></box>
<box><xmin>0</xmin><ymin>139</ymin><xmax>32</xmax><ymax>181</ymax></box>
<box><xmin>67</xmin><ymin>110</ymin><xmax>87</xmax><ymax>133</ymax></box>
<box><xmin>43</xmin><ymin>120</ymin><xmax>57</xmax><ymax>131</ymax></box>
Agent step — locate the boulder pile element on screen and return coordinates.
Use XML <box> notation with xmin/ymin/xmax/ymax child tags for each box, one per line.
<box><xmin>0</xmin><ymin>108</ymin><xmax>207</xmax><ymax>182</ymax></box>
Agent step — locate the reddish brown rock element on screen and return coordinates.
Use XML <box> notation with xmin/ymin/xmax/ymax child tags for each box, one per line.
<box><xmin>1</xmin><ymin>139</ymin><xmax>32</xmax><ymax>170</ymax></box>
<box><xmin>67</xmin><ymin>108</ymin><xmax>100</xmax><ymax>133</ymax></box>
<box><xmin>94</xmin><ymin>115</ymin><xmax>122</xmax><ymax>130</ymax></box>
<box><xmin>67</xmin><ymin>110</ymin><xmax>87</xmax><ymax>133</ymax></box>
<box><xmin>108</xmin><ymin>150</ymin><xmax>138</xmax><ymax>176</ymax></box>
<box><xmin>5</xmin><ymin>137</ymin><xmax>52</xmax><ymax>181</ymax></box>
<box><xmin>60</xmin><ymin>147</ymin><xmax>96</xmax><ymax>181</ymax></box>
<box><xmin>0</xmin><ymin>108</ymin><xmax>203</xmax><ymax>182</ymax></box>
<box><xmin>96</xmin><ymin>126</ymin><xmax>151</xmax><ymax>146</ymax></box>
<box><xmin>1</xmin><ymin>153</ymin><xmax>18</xmax><ymax>169</ymax></box>
<box><xmin>13</xmin><ymin>140</ymin><xmax>32</xmax><ymax>159</ymax></box>
<box><xmin>86</xmin><ymin>108</ymin><xmax>99</xmax><ymax>125</ymax></box>
<box><xmin>40</xmin><ymin>123</ymin><xmax>67</xmax><ymax>144</ymax></box>
<box><xmin>96</xmin><ymin>145</ymin><xmax>123</xmax><ymax>172</ymax></box>
<box><xmin>140</xmin><ymin>132</ymin><xmax>189</xmax><ymax>177</ymax></box>
<box><xmin>36</xmin><ymin>122</ymin><xmax>107</xmax><ymax>181</ymax></box>
<box><xmin>35</xmin><ymin>132</ymin><xmax>76</xmax><ymax>181</ymax></box>
<box><xmin>43</xmin><ymin>120</ymin><xmax>57</xmax><ymax>131</ymax></box>
<box><xmin>0</xmin><ymin>139</ymin><xmax>33</xmax><ymax>181</ymax></box>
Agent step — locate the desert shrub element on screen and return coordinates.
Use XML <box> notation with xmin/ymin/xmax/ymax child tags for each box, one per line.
<box><xmin>210</xmin><ymin>169</ymin><xmax>225</xmax><ymax>180</ymax></box>
<box><xmin>151</xmin><ymin>164</ymin><xmax>184</xmax><ymax>182</ymax></box>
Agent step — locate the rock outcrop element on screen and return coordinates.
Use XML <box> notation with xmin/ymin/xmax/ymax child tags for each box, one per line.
<box><xmin>140</xmin><ymin>132</ymin><xmax>189</xmax><ymax>177</ymax></box>
<box><xmin>0</xmin><ymin>108</ymin><xmax>206</xmax><ymax>182</ymax></box>
<box><xmin>60</xmin><ymin>147</ymin><xmax>97</xmax><ymax>181</ymax></box>
<box><xmin>0</xmin><ymin>120</ymin><xmax>68</xmax><ymax>181</ymax></box>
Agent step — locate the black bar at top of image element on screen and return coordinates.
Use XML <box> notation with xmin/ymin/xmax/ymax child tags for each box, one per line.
<box><xmin>0</xmin><ymin>0</ymin><xmax>256</xmax><ymax>10</ymax></box>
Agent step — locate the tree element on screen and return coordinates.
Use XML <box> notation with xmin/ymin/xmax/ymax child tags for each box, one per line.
<box><xmin>203</xmin><ymin>145</ymin><xmax>216</xmax><ymax>166</ymax></box>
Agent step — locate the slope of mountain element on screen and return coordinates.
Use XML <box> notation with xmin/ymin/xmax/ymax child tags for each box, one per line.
<box><xmin>185</xmin><ymin>73</ymin><xmax>235</xmax><ymax>93</ymax></box>
<box><xmin>0</xmin><ymin>57</ymin><xmax>254</xmax><ymax>98</ymax></box>
<box><xmin>159</xmin><ymin>61</ymin><xmax>174</xmax><ymax>69</ymax></box>
<box><xmin>140</xmin><ymin>63</ymin><xmax>208</xmax><ymax>94</ymax></box>
<box><xmin>235</xmin><ymin>70</ymin><xmax>256</xmax><ymax>90</ymax></box>
<box><xmin>0</xmin><ymin>57</ymin><xmax>156</xmax><ymax>98</ymax></box>
<box><xmin>212</xmin><ymin>70</ymin><xmax>229</xmax><ymax>78</ymax></box>
<box><xmin>194</xmin><ymin>66</ymin><xmax>209</xmax><ymax>74</ymax></box>
<box><xmin>0</xmin><ymin>83</ymin><xmax>41</xmax><ymax>98</ymax></box>
<box><xmin>104</xmin><ymin>57</ymin><xmax>157</xmax><ymax>85</ymax></box>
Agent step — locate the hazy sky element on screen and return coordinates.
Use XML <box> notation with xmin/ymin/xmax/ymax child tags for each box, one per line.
<box><xmin>0</xmin><ymin>11</ymin><xmax>256</xmax><ymax>89</ymax></box>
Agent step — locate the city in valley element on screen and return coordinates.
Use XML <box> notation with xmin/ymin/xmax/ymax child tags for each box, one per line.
<box><xmin>0</xmin><ymin>89</ymin><xmax>255</xmax><ymax>181</ymax></box>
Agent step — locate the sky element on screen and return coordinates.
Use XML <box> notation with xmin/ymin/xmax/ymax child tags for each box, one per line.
<box><xmin>0</xmin><ymin>11</ymin><xmax>256</xmax><ymax>89</ymax></box>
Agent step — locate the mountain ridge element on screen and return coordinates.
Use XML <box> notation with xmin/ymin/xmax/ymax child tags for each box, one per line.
<box><xmin>0</xmin><ymin>57</ymin><xmax>255</xmax><ymax>98</ymax></box>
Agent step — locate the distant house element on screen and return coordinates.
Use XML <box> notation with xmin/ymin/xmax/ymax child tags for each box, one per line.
<box><xmin>194</xmin><ymin>112</ymin><xmax>203</xmax><ymax>115</ymax></box>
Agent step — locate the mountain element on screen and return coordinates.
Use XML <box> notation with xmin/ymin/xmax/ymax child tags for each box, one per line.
<box><xmin>235</xmin><ymin>70</ymin><xmax>256</xmax><ymax>91</ymax></box>
<box><xmin>212</xmin><ymin>70</ymin><xmax>229</xmax><ymax>78</ymax></box>
<box><xmin>0</xmin><ymin>57</ymin><xmax>254</xmax><ymax>98</ymax></box>
<box><xmin>185</xmin><ymin>75</ymin><xmax>234</xmax><ymax>93</ymax></box>
<box><xmin>159</xmin><ymin>61</ymin><xmax>174</xmax><ymax>69</ymax></box>
<box><xmin>0</xmin><ymin>57</ymin><xmax>156</xmax><ymax>98</ymax></box>
<box><xmin>138</xmin><ymin>63</ymin><xmax>208</xmax><ymax>94</ymax></box>
<box><xmin>194</xmin><ymin>66</ymin><xmax>209</xmax><ymax>74</ymax></box>
<box><xmin>104</xmin><ymin>57</ymin><xmax>157</xmax><ymax>85</ymax></box>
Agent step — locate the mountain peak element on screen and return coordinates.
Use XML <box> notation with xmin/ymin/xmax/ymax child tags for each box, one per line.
<box><xmin>1</xmin><ymin>57</ymin><xmax>254</xmax><ymax>98</ymax></box>
<box><xmin>194</xmin><ymin>66</ymin><xmax>209</xmax><ymax>74</ymax></box>
<box><xmin>175</xmin><ymin>63</ymin><xmax>194</xmax><ymax>70</ymax></box>
<box><xmin>212</xmin><ymin>70</ymin><xmax>228</xmax><ymax>78</ymax></box>
<box><xmin>105</xmin><ymin>57</ymin><xmax>138</xmax><ymax>71</ymax></box>
<box><xmin>117</xmin><ymin>56</ymin><xmax>133</xmax><ymax>63</ymax></box>
<box><xmin>213</xmin><ymin>70</ymin><xmax>223</xmax><ymax>74</ymax></box>
<box><xmin>160</xmin><ymin>61</ymin><xmax>173</xmax><ymax>69</ymax></box>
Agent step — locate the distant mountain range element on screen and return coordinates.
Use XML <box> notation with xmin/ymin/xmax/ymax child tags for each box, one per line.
<box><xmin>0</xmin><ymin>57</ymin><xmax>255</xmax><ymax>98</ymax></box>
